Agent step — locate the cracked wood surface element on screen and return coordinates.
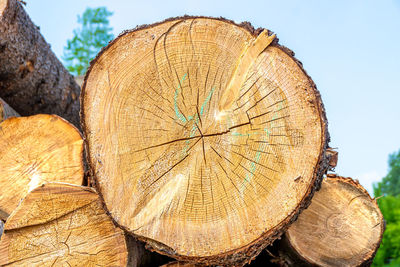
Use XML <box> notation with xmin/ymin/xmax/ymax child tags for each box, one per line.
<box><xmin>82</xmin><ymin>16</ymin><xmax>329</xmax><ymax>265</ymax></box>
<box><xmin>278</xmin><ymin>175</ymin><xmax>384</xmax><ymax>267</ymax></box>
<box><xmin>0</xmin><ymin>97</ymin><xmax>19</xmax><ymax>122</ymax></box>
<box><xmin>0</xmin><ymin>114</ymin><xmax>84</xmax><ymax>220</ymax></box>
<box><xmin>0</xmin><ymin>0</ymin><xmax>80</xmax><ymax>127</ymax></box>
<box><xmin>0</xmin><ymin>183</ymin><xmax>128</xmax><ymax>266</ymax></box>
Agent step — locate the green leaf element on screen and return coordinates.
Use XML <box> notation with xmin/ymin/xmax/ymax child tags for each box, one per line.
<box><xmin>62</xmin><ymin>7</ymin><xmax>114</xmax><ymax>76</ymax></box>
<box><xmin>372</xmin><ymin>149</ymin><xmax>400</xmax><ymax>266</ymax></box>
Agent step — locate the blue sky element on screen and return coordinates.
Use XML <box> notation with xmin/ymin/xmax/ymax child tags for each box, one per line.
<box><xmin>26</xmin><ymin>0</ymin><xmax>400</xmax><ymax>194</ymax></box>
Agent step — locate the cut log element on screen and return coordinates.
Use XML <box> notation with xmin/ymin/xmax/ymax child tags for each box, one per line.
<box><xmin>0</xmin><ymin>114</ymin><xmax>84</xmax><ymax>220</ymax></box>
<box><xmin>0</xmin><ymin>183</ymin><xmax>128</xmax><ymax>266</ymax></box>
<box><xmin>0</xmin><ymin>0</ymin><xmax>80</xmax><ymax>127</ymax></box>
<box><xmin>0</xmin><ymin>97</ymin><xmax>19</xmax><ymax>122</ymax></box>
<box><xmin>82</xmin><ymin>16</ymin><xmax>329</xmax><ymax>265</ymax></box>
<box><xmin>275</xmin><ymin>175</ymin><xmax>384</xmax><ymax>266</ymax></box>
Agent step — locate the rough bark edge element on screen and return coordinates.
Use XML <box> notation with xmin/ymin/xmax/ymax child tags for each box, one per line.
<box><xmin>80</xmin><ymin>15</ymin><xmax>330</xmax><ymax>266</ymax></box>
<box><xmin>125</xmin><ymin>234</ymin><xmax>172</xmax><ymax>267</ymax></box>
<box><xmin>274</xmin><ymin>175</ymin><xmax>385</xmax><ymax>267</ymax></box>
<box><xmin>0</xmin><ymin>0</ymin><xmax>81</xmax><ymax>128</ymax></box>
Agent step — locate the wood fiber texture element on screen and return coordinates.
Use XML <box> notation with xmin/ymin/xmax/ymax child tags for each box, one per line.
<box><xmin>0</xmin><ymin>114</ymin><xmax>84</xmax><ymax>220</ymax></box>
<box><xmin>82</xmin><ymin>16</ymin><xmax>329</xmax><ymax>265</ymax></box>
<box><xmin>279</xmin><ymin>176</ymin><xmax>384</xmax><ymax>267</ymax></box>
<box><xmin>0</xmin><ymin>183</ymin><xmax>128</xmax><ymax>266</ymax></box>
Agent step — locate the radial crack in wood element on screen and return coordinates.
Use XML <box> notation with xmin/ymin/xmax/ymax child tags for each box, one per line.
<box><xmin>0</xmin><ymin>114</ymin><xmax>84</xmax><ymax>220</ymax></box>
<box><xmin>82</xmin><ymin>16</ymin><xmax>329</xmax><ymax>266</ymax></box>
<box><xmin>276</xmin><ymin>175</ymin><xmax>384</xmax><ymax>267</ymax></box>
<box><xmin>0</xmin><ymin>183</ymin><xmax>128</xmax><ymax>266</ymax></box>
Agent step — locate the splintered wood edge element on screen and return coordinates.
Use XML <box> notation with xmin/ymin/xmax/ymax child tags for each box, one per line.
<box><xmin>5</xmin><ymin>183</ymin><xmax>97</xmax><ymax>230</ymax></box>
<box><xmin>285</xmin><ymin>175</ymin><xmax>385</xmax><ymax>267</ymax></box>
<box><xmin>0</xmin><ymin>182</ymin><xmax>128</xmax><ymax>266</ymax></box>
<box><xmin>80</xmin><ymin>16</ymin><xmax>330</xmax><ymax>266</ymax></box>
<box><xmin>218</xmin><ymin>30</ymin><xmax>276</xmax><ymax>111</ymax></box>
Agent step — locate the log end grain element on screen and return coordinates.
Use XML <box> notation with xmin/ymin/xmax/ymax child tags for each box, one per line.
<box><xmin>0</xmin><ymin>114</ymin><xmax>84</xmax><ymax>220</ymax></box>
<box><xmin>0</xmin><ymin>183</ymin><xmax>128</xmax><ymax>266</ymax></box>
<box><xmin>82</xmin><ymin>16</ymin><xmax>330</xmax><ymax>266</ymax></box>
<box><xmin>280</xmin><ymin>175</ymin><xmax>384</xmax><ymax>267</ymax></box>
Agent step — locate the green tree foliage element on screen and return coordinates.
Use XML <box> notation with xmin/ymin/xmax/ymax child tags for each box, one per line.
<box><xmin>372</xmin><ymin>149</ymin><xmax>400</xmax><ymax>266</ymax></box>
<box><xmin>63</xmin><ymin>7</ymin><xmax>114</xmax><ymax>76</ymax></box>
<box><xmin>375</xmin><ymin>150</ymin><xmax>400</xmax><ymax>196</ymax></box>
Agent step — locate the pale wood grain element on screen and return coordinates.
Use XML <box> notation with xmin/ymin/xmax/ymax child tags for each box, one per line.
<box><xmin>82</xmin><ymin>16</ymin><xmax>329</xmax><ymax>265</ymax></box>
<box><xmin>0</xmin><ymin>183</ymin><xmax>128</xmax><ymax>266</ymax></box>
<box><xmin>0</xmin><ymin>114</ymin><xmax>84</xmax><ymax>220</ymax></box>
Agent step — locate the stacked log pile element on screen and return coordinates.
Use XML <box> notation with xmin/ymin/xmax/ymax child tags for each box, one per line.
<box><xmin>0</xmin><ymin>2</ymin><xmax>384</xmax><ymax>266</ymax></box>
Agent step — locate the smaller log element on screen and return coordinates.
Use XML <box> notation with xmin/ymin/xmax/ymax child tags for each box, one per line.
<box><xmin>0</xmin><ymin>114</ymin><xmax>84</xmax><ymax>220</ymax></box>
<box><xmin>0</xmin><ymin>97</ymin><xmax>19</xmax><ymax>122</ymax></box>
<box><xmin>0</xmin><ymin>183</ymin><xmax>128</xmax><ymax>266</ymax></box>
<box><xmin>275</xmin><ymin>175</ymin><xmax>384</xmax><ymax>267</ymax></box>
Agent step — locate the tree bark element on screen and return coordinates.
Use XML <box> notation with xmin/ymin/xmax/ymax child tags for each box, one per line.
<box><xmin>326</xmin><ymin>147</ymin><xmax>338</xmax><ymax>170</ymax></box>
<box><xmin>81</xmin><ymin>16</ymin><xmax>330</xmax><ymax>266</ymax></box>
<box><xmin>0</xmin><ymin>97</ymin><xmax>19</xmax><ymax>122</ymax></box>
<box><xmin>0</xmin><ymin>114</ymin><xmax>84</xmax><ymax>220</ymax></box>
<box><xmin>125</xmin><ymin>234</ymin><xmax>172</xmax><ymax>267</ymax></box>
<box><xmin>274</xmin><ymin>175</ymin><xmax>385</xmax><ymax>267</ymax></box>
<box><xmin>0</xmin><ymin>183</ymin><xmax>129</xmax><ymax>266</ymax></box>
<box><xmin>0</xmin><ymin>0</ymin><xmax>80</xmax><ymax>127</ymax></box>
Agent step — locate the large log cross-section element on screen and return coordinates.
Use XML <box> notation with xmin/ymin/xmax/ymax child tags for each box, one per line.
<box><xmin>82</xmin><ymin>17</ymin><xmax>330</xmax><ymax>266</ymax></box>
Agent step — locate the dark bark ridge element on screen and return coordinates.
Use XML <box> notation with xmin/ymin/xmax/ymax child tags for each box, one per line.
<box><xmin>0</xmin><ymin>0</ymin><xmax>80</xmax><ymax>127</ymax></box>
